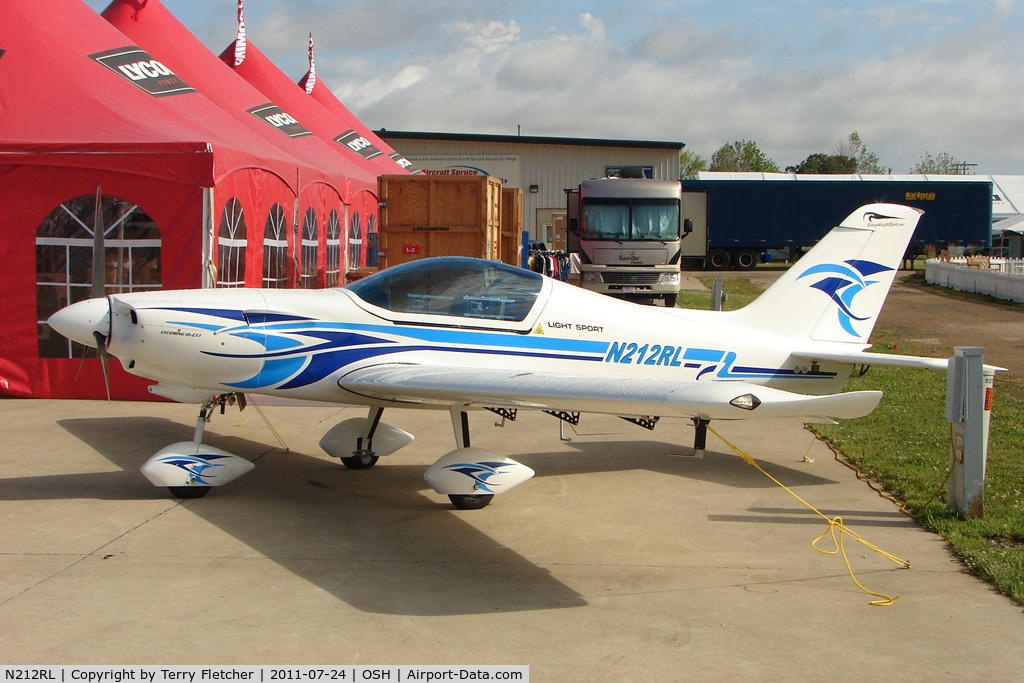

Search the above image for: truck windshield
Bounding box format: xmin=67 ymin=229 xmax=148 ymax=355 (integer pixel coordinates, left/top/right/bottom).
xmin=582 ymin=198 xmax=680 ymax=241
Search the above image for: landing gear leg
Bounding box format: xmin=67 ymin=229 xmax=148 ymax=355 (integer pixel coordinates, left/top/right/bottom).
xmin=692 ymin=417 xmax=709 ymax=458
xmin=164 ymin=393 xmax=249 ymax=499
xmin=446 ymin=407 xmax=493 ymax=510
xmin=340 ymin=407 xmax=383 ymax=469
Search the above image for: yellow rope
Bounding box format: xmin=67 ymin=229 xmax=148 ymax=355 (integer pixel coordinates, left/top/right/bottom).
xmin=706 ymin=425 xmax=911 ymax=606
xmin=250 ymin=402 xmax=290 ymax=453
xmin=232 ymin=408 xmax=251 ymax=428
xmin=231 ymin=399 xmax=290 ymax=453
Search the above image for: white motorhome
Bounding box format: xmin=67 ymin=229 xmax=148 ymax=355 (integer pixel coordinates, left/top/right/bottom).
xmin=566 ymin=175 xmax=695 ymax=306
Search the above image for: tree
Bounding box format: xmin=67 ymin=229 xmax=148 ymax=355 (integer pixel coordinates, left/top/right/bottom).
xmin=709 ymin=140 xmax=780 ymax=173
xmin=679 ymin=149 xmax=707 ymax=180
xmin=788 ymin=152 xmax=858 ymax=174
xmin=913 ymin=151 xmax=973 ymax=174
xmin=834 ymin=131 xmax=886 ymax=174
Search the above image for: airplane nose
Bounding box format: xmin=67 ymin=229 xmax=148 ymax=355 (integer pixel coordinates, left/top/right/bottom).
xmin=47 ymin=297 xmax=111 ymax=348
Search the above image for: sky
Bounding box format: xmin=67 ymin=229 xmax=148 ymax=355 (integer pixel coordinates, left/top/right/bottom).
xmin=82 ymin=0 xmax=1024 ymax=175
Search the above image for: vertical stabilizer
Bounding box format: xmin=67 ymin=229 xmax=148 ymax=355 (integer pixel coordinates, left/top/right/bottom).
xmin=728 ymin=204 xmax=923 ymax=344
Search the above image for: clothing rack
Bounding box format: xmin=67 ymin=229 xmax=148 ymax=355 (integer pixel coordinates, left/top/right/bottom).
xmin=528 ymin=250 xmax=570 ymax=281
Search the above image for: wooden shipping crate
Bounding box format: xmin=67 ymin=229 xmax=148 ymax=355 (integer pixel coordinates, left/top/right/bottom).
xmin=500 ymin=187 xmax=523 ymax=266
xmin=377 ymin=175 xmax=502 ymax=268
xmin=551 ymin=213 xmax=568 ymax=251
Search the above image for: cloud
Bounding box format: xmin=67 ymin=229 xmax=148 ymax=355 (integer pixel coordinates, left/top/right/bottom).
xmin=166 ymin=0 xmax=1024 ymax=174
xmin=447 ymin=18 xmax=522 ymax=53
xmin=579 ymin=13 xmax=606 ymax=40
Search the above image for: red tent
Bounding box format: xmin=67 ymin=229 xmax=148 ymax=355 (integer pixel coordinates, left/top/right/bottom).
xmin=0 ymin=0 xmax=361 ymax=399
xmin=219 ymin=10 xmax=408 ymax=267
xmin=298 ymin=34 xmax=420 ymax=177
xmin=102 ymin=0 xmax=376 ymax=290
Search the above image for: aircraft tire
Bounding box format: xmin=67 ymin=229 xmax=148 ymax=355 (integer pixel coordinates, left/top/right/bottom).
xmin=448 ymin=494 xmax=494 ymax=510
xmin=341 ymin=454 xmax=380 ymax=469
xmin=168 ymin=486 xmax=211 ymax=499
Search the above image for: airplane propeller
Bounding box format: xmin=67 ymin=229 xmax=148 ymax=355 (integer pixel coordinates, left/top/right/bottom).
xmin=93 ymin=328 xmax=111 ymax=402
xmin=91 ymin=186 xmax=104 ymax=299
xmin=90 ymin=187 xmax=111 ymax=401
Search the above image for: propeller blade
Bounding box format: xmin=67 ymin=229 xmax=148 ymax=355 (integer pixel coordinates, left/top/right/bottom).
xmin=93 ymin=329 xmax=111 ymax=403
xmin=72 ymin=341 xmax=90 ymax=384
xmin=91 ymin=187 xmax=104 ymax=299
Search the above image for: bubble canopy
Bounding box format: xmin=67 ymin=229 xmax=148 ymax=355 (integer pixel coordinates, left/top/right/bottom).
xmin=344 ymin=257 xmax=544 ymax=322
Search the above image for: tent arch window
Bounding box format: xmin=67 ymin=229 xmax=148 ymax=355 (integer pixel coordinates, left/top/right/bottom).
xmin=326 ymin=208 xmax=342 ymax=287
xmin=36 ymin=193 xmax=162 ymax=359
xmin=300 ymin=207 xmax=319 ymax=289
xmin=348 ymin=211 xmax=362 ymax=270
xmin=262 ymin=203 xmax=288 ymax=288
xmin=216 ymin=198 xmax=246 ymax=288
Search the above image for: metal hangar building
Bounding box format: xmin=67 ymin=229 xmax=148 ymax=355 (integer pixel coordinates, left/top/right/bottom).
xmin=376 ymin=130 xmax=684 ymax=244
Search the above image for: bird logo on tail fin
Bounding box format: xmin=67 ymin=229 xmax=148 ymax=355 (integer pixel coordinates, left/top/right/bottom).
xmin=796 ymin=260 xmax=894 ymax=337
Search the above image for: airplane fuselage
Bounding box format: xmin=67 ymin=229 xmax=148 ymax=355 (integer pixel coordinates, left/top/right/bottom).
xmin=103 ymin=277 xmax=852 ymax=410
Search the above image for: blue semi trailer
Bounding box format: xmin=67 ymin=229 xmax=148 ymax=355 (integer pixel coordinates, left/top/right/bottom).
xmin=678 ymin=179 xmax=994 ymax=270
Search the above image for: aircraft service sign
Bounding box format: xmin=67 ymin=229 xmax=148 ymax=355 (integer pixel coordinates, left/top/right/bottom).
xmin=89 ymin=46 xmax=195 ymax=97
xmin=407 ymin=155 xmax=521 ymax=187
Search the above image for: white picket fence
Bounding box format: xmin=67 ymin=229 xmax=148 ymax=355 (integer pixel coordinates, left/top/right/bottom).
xmin=925 ymin=257 xmax=1024 ymax=303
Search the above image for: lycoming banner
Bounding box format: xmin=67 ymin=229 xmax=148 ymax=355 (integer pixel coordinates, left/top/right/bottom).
xmin=88 ymin=46 xmax=195 ymax=97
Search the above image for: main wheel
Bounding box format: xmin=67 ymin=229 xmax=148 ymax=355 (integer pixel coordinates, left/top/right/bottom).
xmin=448 ymin=494 xmax=494 ymax=510
xmin=168 ymin=486 xmax=211 ymax=499
xmin=341 ymin=454 xmax=379 ymax=469
xmin=707 ymin=249 xmax=731 ymax=270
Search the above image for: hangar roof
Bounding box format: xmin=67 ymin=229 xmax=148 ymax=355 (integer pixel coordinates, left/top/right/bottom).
xmin=376 ymin=130 xmax=685 ymax=151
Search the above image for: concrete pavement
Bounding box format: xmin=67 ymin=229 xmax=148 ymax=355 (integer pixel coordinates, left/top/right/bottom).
xmin=1 ymin=397 xmax=1022 ymax=679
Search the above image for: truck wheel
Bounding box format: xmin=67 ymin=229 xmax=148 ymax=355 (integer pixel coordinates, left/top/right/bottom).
xmin=707 ymin=249 xmax=731 ymax=270
xmin=734 ymin=249 xmax=759 ymax=270
xmin=663 ymin=294 xmax=677 ymax=307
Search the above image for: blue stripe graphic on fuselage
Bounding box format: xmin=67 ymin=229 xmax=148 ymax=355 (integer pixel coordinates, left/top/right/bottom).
xmin=209 ymin=320 xmax=609 ymax=390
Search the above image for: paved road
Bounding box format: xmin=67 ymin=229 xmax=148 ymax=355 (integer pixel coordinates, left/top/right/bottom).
xmin=1 ymin=398 xmax=1022 ymax=678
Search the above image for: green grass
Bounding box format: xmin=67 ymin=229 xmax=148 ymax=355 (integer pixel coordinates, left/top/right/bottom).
xmin=676 ymin=275 xmax=764 ymax=310
xmin=812 ymin=331 xmax=1024 ymax=605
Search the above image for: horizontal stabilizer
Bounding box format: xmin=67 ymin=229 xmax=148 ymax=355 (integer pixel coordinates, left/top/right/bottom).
xmin=793 ymin=349 xmax=1007 ymax=373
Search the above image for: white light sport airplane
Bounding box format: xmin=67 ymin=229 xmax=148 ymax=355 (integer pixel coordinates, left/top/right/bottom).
xmin=49 ymin=203 xmax=950 ymax=509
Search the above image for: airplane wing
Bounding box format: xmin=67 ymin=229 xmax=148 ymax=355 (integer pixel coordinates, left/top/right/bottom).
xmin=338 ymin=363 xmax=882 ymax=422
